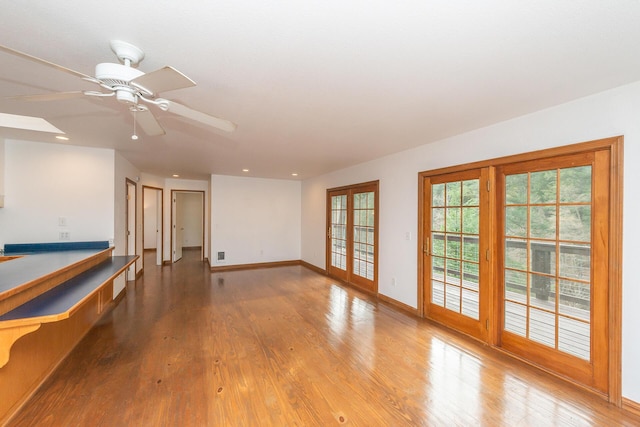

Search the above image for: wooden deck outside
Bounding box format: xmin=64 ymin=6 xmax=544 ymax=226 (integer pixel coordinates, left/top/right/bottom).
xmin=7 ymin=250 xmax=639 ymax=426
xmin=432 ymin=276 xmax=591 ymax=360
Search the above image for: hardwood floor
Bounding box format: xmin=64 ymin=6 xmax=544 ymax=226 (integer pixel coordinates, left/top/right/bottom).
xmin=8 ymin=250 xmax=640 ymax=426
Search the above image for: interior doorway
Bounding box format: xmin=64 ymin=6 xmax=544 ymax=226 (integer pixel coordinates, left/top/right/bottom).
xmin=126 ymin=178 xmax=137 ymax=280
xmin=143 ymin=186 xmax=164 ymax=268
xmin=171 ymin=190 xmax=204 ymax=262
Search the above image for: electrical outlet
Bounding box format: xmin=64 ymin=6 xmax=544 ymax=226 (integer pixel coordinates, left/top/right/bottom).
xmin=392 ymin=277 xmax=397 ymax=287
xmin=59 ymin=231 xmax=70 ymax=240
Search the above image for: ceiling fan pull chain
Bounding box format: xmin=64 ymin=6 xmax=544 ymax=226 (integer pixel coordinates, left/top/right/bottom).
xmin=131 ymin=108 xmax=138 ymax=140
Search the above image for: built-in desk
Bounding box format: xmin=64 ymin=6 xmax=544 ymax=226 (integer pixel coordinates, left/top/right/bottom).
xmin=1 ymin=249 xmax=112 ymax=303
xmin=0 ymin=245 xmax=137 ymax=424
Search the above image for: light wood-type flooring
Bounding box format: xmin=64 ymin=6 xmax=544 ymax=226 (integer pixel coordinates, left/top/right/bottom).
xmin=8 ymin=249 xmax=640 ymax=426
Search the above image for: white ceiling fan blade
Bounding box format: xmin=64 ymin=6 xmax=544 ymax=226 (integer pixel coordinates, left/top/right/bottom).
xmin=130 ymin=66 xmax=196 ymax=96
xmin=7 ymin=91 xmax=86 ymax=102
xmin=164 ymin=100 xmax=236 ymax=133
xmin=135 ymin=109 xmax=166 ymax=136
xmin=0 ymin=112 xmax=64 ymax=134
xmin=0 ymin=44 xmax=92 ymax=80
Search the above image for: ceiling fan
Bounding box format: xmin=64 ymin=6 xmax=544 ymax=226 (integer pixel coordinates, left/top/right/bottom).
xmin=1 ymin=40 xmax=236 ymax=136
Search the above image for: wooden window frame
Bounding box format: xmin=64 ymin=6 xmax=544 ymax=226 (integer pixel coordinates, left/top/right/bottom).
xmin=417 ymin=136 xmax=623 ymax=404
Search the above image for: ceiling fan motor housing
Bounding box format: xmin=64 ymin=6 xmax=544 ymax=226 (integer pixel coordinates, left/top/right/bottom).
xmin=95 ymin=62 xmax=148 ymax=104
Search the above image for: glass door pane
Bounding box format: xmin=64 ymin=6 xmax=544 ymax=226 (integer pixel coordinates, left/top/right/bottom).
xmin=503 ymin=165 xmax=592 ymax=360
xmin=430 ymin=178 xmax=480 ymax=320
xmin=353 ymin=191 xmax=375 ymax=281
xmin=330 ymin=194 xmax=347 ymax=272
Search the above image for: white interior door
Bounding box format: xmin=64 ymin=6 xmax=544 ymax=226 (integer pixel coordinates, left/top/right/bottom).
xmin=172 ymin=192 xmax=183 ymax=262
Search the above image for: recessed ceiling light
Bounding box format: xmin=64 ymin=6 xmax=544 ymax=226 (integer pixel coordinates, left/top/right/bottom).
xmin=291 ymin=173 xmax=298 ymax=177
xmin=55 ymin=135 xmax=69 ymax=141
xmin=172 ymin=174 xmax=180 ymax=178
xmin=242 ymin=169 xmax=249 ymax=172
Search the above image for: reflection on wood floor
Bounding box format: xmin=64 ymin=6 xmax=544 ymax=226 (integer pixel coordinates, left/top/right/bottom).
xmin=8 ymin=250 xmax=640 ymax=426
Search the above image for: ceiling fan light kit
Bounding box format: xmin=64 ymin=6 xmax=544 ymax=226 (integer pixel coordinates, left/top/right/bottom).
xmin=3 ymin=40 xmax=237 ymax=137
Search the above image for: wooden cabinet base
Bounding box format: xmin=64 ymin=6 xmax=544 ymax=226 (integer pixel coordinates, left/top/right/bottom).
xmin=0 ymin=286 xmax=112 ymax=425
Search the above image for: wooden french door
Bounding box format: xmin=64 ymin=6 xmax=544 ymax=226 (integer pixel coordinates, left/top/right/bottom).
xmin=422 ymin=168 xmax=491 ymax=341
xmin=419 ymin=138 xmax=621 ymax=398
xmin=327 ymin=181 xmax=379 ymax=293
xmin=496 ymin=151 xmax=610 ymax=393
xmin=328 ymin=189 xmax=349 ymax=282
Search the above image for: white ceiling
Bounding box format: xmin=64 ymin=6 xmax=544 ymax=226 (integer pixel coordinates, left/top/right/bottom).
xmin=2 ymin=1 xmax=640 ymax=180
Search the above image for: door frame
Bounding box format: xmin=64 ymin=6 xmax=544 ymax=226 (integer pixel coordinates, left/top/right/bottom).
xmin=171 ymin=190 xmax=205 ymax=262
xmin=495 ymin=150 xmax=609 ymax=393
xmin=142 ymin=185 xmax=164 ymax=268
xmin=420 ymin=168 xmax=493 ymax=342
xmin=417 ymin=136 xmax=623 ymax=404
xmin=326 ymin=180 xmax=379 ymax=294
xmin=125 ymin=178 xmax=137 ymax=280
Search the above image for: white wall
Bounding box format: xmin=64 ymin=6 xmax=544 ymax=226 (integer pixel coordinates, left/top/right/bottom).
xmin=143 ymin=187 xmax=158 ymax=249
xmin=0 ymin=140 xmax=114 ymax=249
xmin=301 ymin=80 xmax=640 ymax=402
xmin=211 ymin=175 xmax=301 ymax=266
xmin=140 ymin=172 xmax=165 ymax=189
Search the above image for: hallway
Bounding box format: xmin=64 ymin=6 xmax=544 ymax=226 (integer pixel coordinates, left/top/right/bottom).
xmin=8 ymin=250 xmax=640 ymax=426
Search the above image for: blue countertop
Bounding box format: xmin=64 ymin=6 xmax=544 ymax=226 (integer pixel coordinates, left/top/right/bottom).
xmin=0 ymin=249 xmax=108 ymax=296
